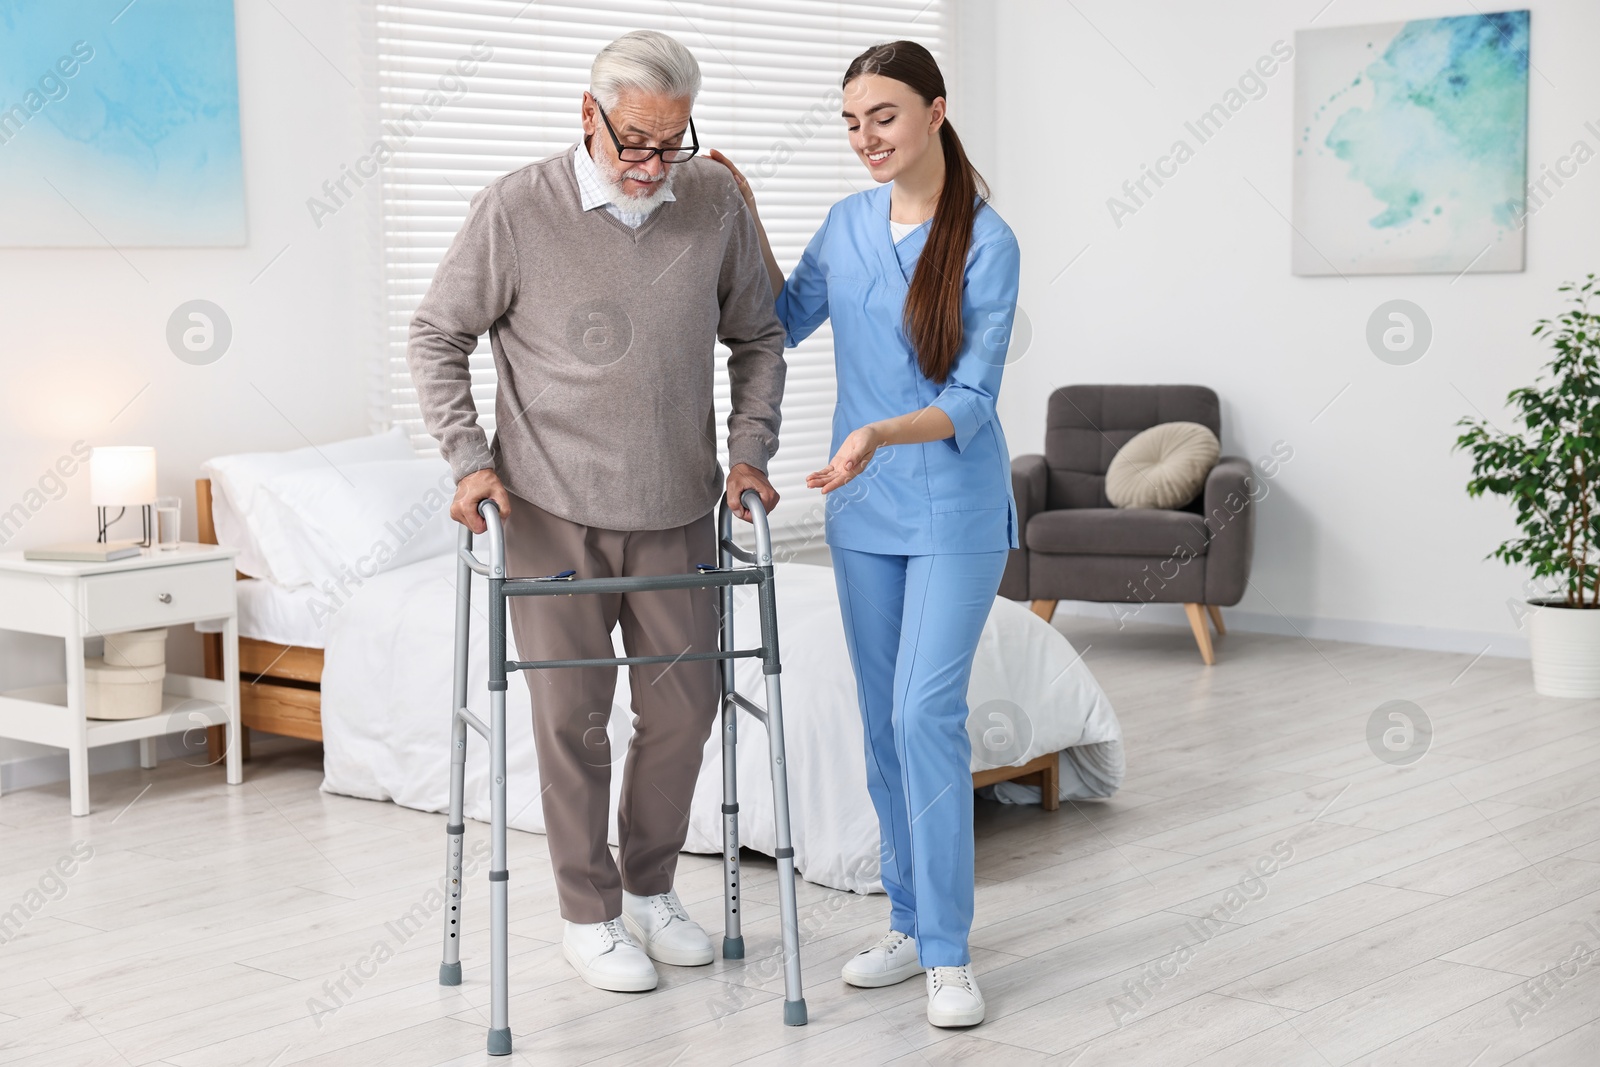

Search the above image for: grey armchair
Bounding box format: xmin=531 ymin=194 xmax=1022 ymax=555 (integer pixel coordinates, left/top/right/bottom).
xmin=1002 ymin=384 xmax=1256 ymax=664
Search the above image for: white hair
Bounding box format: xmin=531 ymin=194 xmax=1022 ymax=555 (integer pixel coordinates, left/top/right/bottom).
xmin=590 ymin=30 xmax=701 ymax=109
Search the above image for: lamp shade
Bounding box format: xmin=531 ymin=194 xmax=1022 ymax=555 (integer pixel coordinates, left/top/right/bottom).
xmin=90 ymin=446 xmax=158 ymax=507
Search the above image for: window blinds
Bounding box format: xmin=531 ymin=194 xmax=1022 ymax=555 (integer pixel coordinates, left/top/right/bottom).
xmin=373 ymin=0 xmax=947 ymax=532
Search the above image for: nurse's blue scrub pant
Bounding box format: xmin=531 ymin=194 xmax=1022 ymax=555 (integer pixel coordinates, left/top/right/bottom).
xmin=831 ymin=545 xmax=1010 ymax=967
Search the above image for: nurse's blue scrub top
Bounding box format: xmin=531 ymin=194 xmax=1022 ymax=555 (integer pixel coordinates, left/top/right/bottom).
xmin=775 ymin=183 xmax=1022 ymax=555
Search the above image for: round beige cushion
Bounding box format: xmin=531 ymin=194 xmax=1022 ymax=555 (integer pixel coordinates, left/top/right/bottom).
xmin=1104 ymin=422 xmax=1220 ymax=509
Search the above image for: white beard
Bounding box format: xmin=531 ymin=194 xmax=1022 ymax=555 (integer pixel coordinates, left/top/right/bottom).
xmin=593 ymin=161 xmax=676 ymax=218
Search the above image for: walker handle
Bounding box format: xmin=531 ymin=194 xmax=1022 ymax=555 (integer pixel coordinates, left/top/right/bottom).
xmin=719 ymin=488 xmax=774 ymax=566
xmin=466 ymin=499 xmax=505 ymax=578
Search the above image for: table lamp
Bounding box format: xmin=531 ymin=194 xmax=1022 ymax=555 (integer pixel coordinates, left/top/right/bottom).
xmin=90 ymin=446 xmax=157 ymax=545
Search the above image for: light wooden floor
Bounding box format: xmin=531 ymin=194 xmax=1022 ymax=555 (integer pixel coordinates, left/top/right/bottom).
xmin=3 ymin=616 xmax=1598 ymax=1066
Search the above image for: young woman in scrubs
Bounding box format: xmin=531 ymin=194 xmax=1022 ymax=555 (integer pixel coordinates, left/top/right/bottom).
xmin=711 ymin=39 xmax=1020 ymax=1028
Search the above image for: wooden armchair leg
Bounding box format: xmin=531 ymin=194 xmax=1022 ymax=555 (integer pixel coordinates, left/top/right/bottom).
xmin=1206 ymin=604 xmax=1226 ymax=635
xmin=1184 ymin=603 xmax=1216 ymax=665
xmin=1030 ymin=600 xmax=1058 ymax=622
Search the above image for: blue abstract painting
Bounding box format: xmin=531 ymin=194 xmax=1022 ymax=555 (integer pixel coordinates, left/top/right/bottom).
xmin=1292 ymin=11 xmax=1529 ymax=276
xmin=0 ymin=0 xmax=245 ymax=247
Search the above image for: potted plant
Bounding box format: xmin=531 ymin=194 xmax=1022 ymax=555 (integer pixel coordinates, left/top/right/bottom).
xmin=1456 ymin=274 xmax=1600 ymax=697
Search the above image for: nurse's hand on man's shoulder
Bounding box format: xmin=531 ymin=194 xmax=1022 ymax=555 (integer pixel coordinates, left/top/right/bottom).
xmin=452 ymin=467 xmax=511 ymax=534
xmin=706 ymin=149 xmax=758 ymax=216
xmin=727 ymin=462 xmax=778 ymax=523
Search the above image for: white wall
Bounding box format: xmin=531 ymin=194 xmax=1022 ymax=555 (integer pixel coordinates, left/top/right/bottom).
xmin=985 ymin=0 xmax=1598 ymax=655
xmin=3 ymin=1 xmax=1589 ymax=788
xmin=0 ymin=2 xmax=376 ymax=787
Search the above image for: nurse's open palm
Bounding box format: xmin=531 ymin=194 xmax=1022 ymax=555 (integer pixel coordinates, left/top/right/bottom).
xmin=807 ymin=427 xmax=881 ymax=494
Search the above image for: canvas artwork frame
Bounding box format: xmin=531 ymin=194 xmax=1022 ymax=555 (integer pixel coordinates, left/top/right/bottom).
xmin=0 ymin=0 xmax=246 ymax=248
xmin=1292 ymin=10 xmax=1530 ymax=277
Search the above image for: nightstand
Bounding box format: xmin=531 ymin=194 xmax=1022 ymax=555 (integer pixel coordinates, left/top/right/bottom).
xmin=0 ymin=542 xmax=242 ymax=815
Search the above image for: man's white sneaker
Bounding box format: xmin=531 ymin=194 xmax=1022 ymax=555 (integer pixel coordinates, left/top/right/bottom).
xmin=621 ymin=888 xmax=714 ymax=966
xmin=562 ymin=918 xmax=658 ymax=992
xmin=840 ymin=929 xmax=925 ymax=988
xmin=926 ymin=964 xmax=985 ymax=1027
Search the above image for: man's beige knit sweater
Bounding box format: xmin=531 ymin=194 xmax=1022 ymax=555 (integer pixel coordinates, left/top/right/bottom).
xmin=407 ymin=145 xmax=786 ymax=531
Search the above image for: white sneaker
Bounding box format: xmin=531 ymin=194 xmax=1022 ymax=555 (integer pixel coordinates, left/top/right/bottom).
xmin=562 ymin=918 xmax=658 ymax=992
xmin=841 ymin=929 xmax=925 ymax=988
xmin=621 ymin=888 xmax=714 ymax=966
xmin=926 ymin=964 xmax=985 ymax=1027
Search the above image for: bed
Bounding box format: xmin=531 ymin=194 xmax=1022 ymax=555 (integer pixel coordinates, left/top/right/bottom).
xmin=196 ymin=480 xmax=325 ymax=762
xmin=196 ymin=433 xmax=1124 ymax=892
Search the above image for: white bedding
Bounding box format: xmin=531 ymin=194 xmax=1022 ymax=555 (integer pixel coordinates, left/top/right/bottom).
xmin=316 ymin=555 xmax=1123 ymax=894
xmin=196 ymin=578 xmax=331 ymax=649
xmin=239 ymin=578 xmax=331 ymax=648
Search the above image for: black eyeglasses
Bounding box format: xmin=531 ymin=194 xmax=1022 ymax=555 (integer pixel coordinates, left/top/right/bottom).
xmin=594 ymin=100 xmax=699 ymax=163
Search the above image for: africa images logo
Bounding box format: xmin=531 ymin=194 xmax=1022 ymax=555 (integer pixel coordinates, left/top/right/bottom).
xmin=0 ymin=40 xmax=95 ymax=147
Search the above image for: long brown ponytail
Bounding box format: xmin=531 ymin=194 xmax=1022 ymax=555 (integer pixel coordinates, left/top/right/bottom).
xmin=844 ymin=40 xmax=989 ymax=385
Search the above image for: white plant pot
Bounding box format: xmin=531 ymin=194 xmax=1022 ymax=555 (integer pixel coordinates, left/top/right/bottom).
xmin=1528 ymin=599 xmax=1600 ymax=698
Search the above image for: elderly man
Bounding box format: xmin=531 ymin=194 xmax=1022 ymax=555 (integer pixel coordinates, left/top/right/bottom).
xmin=407 ymin=30 xmax=785 ymax=993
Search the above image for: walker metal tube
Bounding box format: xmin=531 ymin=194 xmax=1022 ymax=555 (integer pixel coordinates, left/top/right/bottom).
xmin=481 ymin=502 xmax=512 ymax=1057
xmin=725 ymin=690 xmax=768 ymax=726
xmin=458 ymin=708 xmax=489 ymax=739
xmin=479 ymin=500 xmax=507 ymax=581
xmin=765 ymin=672 xmax=806 ymax=1024
xmin=487 ymin=685 xmax=510 ymax=1054
xmin=502 ymin=569 xmax=763 ymax=597
xmin=507 ymin=647 xmax=760 ymax=672
xmin=439 ymin=524 xmax=473 ymax=987
xmin=747 ymin=493 xmax=775 ymax=569
xmin=746 ymin=495 xmax=806 ymax=1026
xmin=718 ymin=498 xmax=744 ymax=960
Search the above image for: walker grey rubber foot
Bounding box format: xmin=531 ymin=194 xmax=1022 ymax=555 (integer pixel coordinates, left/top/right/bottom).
xmin=487 ymin=1027 xmax=512 ymax=1056
xmin=723 ymin=935 xmax=745 ymax=959
xmin=783 ymin=998 xmax=808 ymax=1026
xmin=439 ymin=961 xmax=461 ymax=986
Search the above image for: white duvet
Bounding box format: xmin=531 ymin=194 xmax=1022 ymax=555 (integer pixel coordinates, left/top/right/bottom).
xmin=317 ymin=555 xmax=1123 ymax=894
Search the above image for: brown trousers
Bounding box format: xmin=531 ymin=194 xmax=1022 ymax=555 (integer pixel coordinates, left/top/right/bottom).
xmin=502 ymin=491 xmax=721 ymax=923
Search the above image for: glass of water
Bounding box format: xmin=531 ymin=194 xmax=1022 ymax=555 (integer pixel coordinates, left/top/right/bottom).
xmin=155 ymin=496 xmax=182 ymax=551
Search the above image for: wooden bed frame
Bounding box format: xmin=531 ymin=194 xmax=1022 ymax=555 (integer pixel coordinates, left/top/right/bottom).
xmin=195 ymin=478 xmax=1059 ymax=809
xmin=198 ymin=479 xmax=324 ymax=765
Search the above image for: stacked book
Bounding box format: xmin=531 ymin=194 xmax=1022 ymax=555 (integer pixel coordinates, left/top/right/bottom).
xmin=23 ymin=542 xmax=144 ymax=562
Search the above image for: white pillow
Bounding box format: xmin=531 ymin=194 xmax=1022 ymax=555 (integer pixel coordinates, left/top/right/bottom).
xmin=1105 ymin=422 xmax=1220 ymax=510
xmin=256 ymin=457 xmax=458 ymax=588
xmin=202 ymin=428 xmax=415 ymax=584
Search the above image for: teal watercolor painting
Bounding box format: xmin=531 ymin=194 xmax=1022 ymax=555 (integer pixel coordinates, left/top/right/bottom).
xmin=0 ymin=0 xmax=246 ymax=247
xmin=1292 ymin=11 xmax=1529 ymax=276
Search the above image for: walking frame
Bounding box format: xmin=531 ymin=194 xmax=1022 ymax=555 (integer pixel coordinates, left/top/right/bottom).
xmin=438 ymin=491 xmax=807 ymax=1056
